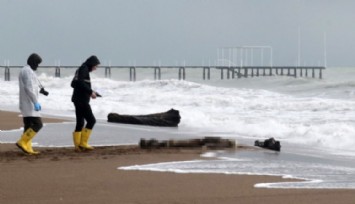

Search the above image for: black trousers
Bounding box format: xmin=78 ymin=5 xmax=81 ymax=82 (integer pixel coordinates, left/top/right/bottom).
xmin=73 ymin=102 xmax=96 ymax=132
xmin=23 ymin=117 xmax=43 ymax=133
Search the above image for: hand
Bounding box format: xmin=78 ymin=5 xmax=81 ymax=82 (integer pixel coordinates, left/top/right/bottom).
xmin=91 ymin=91 xmax=97 ymax=99
xmin=34 ymin=102 xmax=41 ymax=111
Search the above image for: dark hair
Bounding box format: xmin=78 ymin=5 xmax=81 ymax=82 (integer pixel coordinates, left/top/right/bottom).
xmin=27 ymin=53 xmax=42 ymax=70
xmin=84 ymin=55 xmax=100 ymax=71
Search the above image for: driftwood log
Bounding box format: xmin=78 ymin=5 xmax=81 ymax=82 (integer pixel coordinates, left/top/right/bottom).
xmin=107 ymin=109 xmax=181 ymax=127
xmin=140 ymin=137 xmax=236 ymax=149
xmin=254 ymin=137 xmax=281 ymax=151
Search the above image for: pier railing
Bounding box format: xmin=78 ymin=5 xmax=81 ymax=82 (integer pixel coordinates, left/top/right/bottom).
xmin=1 ymin=65 xmax=325 ymax=81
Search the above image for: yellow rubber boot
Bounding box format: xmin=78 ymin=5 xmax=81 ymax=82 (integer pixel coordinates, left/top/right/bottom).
xmin=16 ymin=128 xmax=39 ymax=155
xmin=27 ymin=139 xmax=40 ymax=155
xmin=73 ymin=132 xmax=82 ymax=152
xmin=79 ymin=128 xmax=94 ymax=150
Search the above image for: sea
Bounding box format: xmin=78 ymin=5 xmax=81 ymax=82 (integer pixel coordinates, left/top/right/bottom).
xmin=1 ymin=66 xmax=355 ymax=189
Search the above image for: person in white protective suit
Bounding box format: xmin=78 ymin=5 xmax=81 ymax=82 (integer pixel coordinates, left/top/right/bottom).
xmin=16 ymin=53 xmax=44 ymax=155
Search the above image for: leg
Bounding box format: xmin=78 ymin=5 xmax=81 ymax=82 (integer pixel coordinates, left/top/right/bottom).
xmin=30 ymin=117 xmax=43 ymax=132
xmin=27 ymin=117 xmax=43 ymax=154
xmin=73 ymin=102 xmax=86 ymax=151
xmin=74 ymin=102 xmax=85 ymax=132
xmin=23 ymin=117 xmax=31 ymax=132
xmin=17 ymin=117 xmax=42 ymax=155
xmin=80 ymin=103 xmax=96 ymax=150
xmin=23 ymin=117 xmax=43 ymax=132
xmin=83 ymin=104 xmax=96 ymax=130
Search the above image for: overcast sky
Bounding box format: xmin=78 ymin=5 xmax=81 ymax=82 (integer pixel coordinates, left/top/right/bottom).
xmin=0 ymin=0 xmax=354 ymax=67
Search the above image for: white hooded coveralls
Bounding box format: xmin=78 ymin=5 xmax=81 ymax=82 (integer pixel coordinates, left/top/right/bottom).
xmin=18 ymin=65 xmax=40 ymax=117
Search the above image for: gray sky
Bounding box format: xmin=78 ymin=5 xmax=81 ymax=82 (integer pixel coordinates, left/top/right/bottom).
xmin=0 ymin=0 xmax=354 ymax=67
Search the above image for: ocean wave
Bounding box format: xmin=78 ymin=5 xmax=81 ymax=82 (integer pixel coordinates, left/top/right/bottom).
xmin=2 ymin=70 xmax=355 ymax=154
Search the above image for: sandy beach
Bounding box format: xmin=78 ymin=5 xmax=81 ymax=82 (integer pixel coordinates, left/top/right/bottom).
xmin=1 ymin=110 xmax=355 ymax=204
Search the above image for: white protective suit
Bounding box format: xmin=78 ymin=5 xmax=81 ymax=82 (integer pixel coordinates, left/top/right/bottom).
xmin=18 ymin=65 xmax=40 ymax=117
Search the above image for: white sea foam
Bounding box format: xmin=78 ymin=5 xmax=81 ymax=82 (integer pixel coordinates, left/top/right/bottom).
xmin=2 ymin=70 xmax=355 ymax=154
xmin=119 ymin=150 xmax=355 ymax=189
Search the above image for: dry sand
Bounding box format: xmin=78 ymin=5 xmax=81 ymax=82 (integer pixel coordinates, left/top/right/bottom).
xmin=1 ymin=110 xmax=354 ymax=204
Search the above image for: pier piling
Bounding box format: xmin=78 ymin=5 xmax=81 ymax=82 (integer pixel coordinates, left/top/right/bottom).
xmin=154 ymin=67 xmax=161 ymax=80
xmin=105 ymin=67 xmax=111 ymax=78
xmin=203 ymin=67 xmax=210 ymax=80
xmin=55 ymin=67 xmax=61 ymax=77
xmin=129 ymin=67 xmax=136 ymax=81
xmin=4 ymin=66 xmax=10 ymax=81
xmin=178 ymin=67 xmax=186 ymax=80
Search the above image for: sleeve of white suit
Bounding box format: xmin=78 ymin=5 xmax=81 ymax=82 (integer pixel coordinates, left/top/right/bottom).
xmin=22 ymin=69 xmax=38 ymax=104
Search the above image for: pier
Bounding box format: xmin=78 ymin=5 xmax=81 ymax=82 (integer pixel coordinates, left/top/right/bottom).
xmin=1 ymin=65 xmax=325 ymax=81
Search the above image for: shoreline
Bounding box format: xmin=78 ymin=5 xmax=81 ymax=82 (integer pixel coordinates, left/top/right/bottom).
xmin=1 ymin=110 xmax=355 ymax=203
xmin=0 ymin=109 xmax=71 ymax=131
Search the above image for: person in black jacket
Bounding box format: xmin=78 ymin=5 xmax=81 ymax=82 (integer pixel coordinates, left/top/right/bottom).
xmin=71 ymin=55 xmax=100 ymax=151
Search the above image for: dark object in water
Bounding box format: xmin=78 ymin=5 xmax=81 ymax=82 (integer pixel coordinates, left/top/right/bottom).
xmin=254 ymin=137 xmax=281 ymax=151
xmin=107 ymin=109 xmax=181 ymax=127
xmin=139 ymin=137 xmax=236 ymax=149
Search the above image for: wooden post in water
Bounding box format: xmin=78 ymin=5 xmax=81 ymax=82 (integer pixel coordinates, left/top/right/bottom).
xmin=179 ymin=67 xmax=185 ymax=80
xmin=4 ymin=66 xmax=10 ymax=81
xmin=105 ymin=66 xmax=111 ymax=78
xmin=55 ymin=66 xmax=61 ymax=77
xmin=237 ymin=67 xmax=242 ymax=78
xmin=312 ymin=68 xmax=315 ymax=78
xmin=203 ymin=67 xmax=211 ymax=80
xmin=154 ymin=67 xmax=161 ymax=80
xmin=293 ymin=67 xmax=297 ymax=78
xmin=230 ymin=67 xmax=235 ymax=79
xmin=129 ymin=67 xmax=136 ymax=81
xmin=207 ymin=67 xmax=210 ymax=80
xmin=319 ymin=68 xmax=323 ymax=79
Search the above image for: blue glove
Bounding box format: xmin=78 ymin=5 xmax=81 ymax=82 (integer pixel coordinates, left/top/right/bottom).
xmin=34 ymin=102 xmax=41 ymax=111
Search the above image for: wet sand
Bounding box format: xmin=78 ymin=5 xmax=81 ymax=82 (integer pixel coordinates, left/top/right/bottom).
xmin=1 ymin=110 xmax=354 ymax=204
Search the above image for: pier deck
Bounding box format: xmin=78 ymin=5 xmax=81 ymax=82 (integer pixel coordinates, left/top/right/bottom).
xmin=1 ymin=65 xmax=325 ymax=81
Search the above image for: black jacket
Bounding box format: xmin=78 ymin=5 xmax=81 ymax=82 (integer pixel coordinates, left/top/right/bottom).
xmin=71 ymin=64 xmax=93 ymax=104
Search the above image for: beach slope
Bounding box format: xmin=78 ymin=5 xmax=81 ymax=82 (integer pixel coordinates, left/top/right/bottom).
xmin=1 ymin=110 xmax=354 ymax=204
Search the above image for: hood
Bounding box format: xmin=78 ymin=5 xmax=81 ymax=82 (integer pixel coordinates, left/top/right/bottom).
xmin=84 ymin=55 xmax=100 ymax=71
xmin=27 ymin=53 xmax=42 ymax=71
